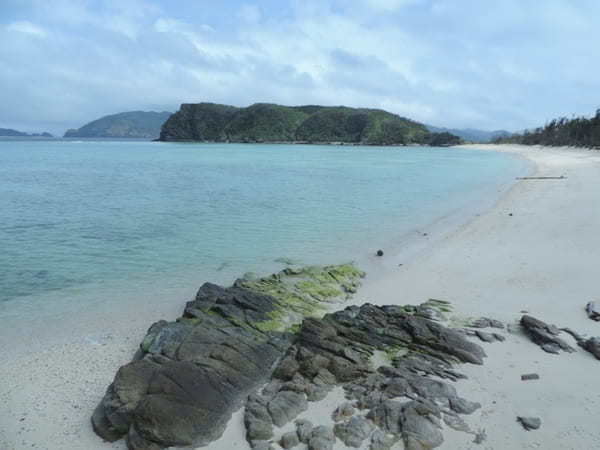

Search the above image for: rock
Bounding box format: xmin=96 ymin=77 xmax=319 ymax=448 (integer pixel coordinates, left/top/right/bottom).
xmin=579 ymin=337 xmax=600 ymax=360
xmin=586 ymin=301 xmax=600 ymax=321
xmin=295 ymin=419 xmax=313 ymax=443
xmin=474 ymin=331 xmax=496 ymax=343
xmin=449 ymin=397 xmax=481 ymax=415
xmin=399 ymin=400 xmax=444 ymax=450
xmin=333 ymin=416 xmax=375 ymax=447
xmin=369 ymin=429 xmax=397 ymax=450
xmin=443 ymin=413 xmax=471 ymax=433
xmin=308 ymin=426 xmax=335 ymax=450
xmin=280 ymin=430 xmax=300 ymax=449
xmin=93 ymin=264 xmax=364 ymax=449
xmin=541 ymin=343 xmax=561 ymax=354
xmin=521 ymin=373 xmax=540 ymax=381
xmin=268 ymin=391 xmax=308 ymax=427
xmin=468 ymin=317 xmax=504 ymax=329
xmin=245 ymin=394 xmax=273 ymax=442
xmin=376 ymin=250 xmax=384 ymax=256
xmin=331 ymin=402 xmax=355 ymax=422
xmin=520 ymin=315 xmax=575 ymax=354
xmin=517 ymin=416 xmax=541 ymax=431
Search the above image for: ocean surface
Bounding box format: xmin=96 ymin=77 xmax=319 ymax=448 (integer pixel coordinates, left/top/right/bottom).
xmin=0 ymin=140 xmax=529 ymax=319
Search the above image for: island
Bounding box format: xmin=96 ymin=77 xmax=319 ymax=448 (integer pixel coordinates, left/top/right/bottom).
xmin=0 ymin=128 xmax=53 ymax=137
xmin=159 ymin=103 xmax=460 ymax=146
xmin=64 ymin=111 xmax=172 ymax=139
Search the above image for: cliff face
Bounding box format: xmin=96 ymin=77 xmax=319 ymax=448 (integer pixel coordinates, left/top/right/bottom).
xmin=64 ymin=111 xmax=172 ymax=139
xmin=159 ymin=103 xmax=456 ymax=145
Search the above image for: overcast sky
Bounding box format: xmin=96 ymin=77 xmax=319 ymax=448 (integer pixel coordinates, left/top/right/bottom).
xmin=1 ymin=0 xmax=599 ymax=135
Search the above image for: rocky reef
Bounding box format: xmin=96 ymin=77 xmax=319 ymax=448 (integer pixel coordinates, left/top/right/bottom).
xmin=92 ymin=264 xmax=488 ymax=449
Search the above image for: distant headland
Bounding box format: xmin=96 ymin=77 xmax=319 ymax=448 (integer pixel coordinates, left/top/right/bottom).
xmin=159 ymin=103 xmax=460 ymax=146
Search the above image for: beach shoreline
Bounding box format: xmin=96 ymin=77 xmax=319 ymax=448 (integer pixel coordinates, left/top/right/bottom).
xmin=1 ymin=144 xmax=600 ymax=449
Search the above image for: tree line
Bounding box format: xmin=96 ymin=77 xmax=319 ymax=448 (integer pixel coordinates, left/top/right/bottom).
xmin=494 ymin=109 xmax=600 ymax=148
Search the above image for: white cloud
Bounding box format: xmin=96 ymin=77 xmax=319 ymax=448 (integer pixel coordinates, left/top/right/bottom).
xmin=6 ymin=21 xmax=46 ymax=37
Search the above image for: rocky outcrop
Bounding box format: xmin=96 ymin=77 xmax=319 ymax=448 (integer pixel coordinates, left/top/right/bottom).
xmin=92 ymin=264 xmax=364 ymax=449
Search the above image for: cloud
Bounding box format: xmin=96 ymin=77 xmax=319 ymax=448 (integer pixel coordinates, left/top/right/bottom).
xmin=1 ymin=0 xmax=600 ymax=134
xmin=6 ymin=21 xmax=46 ymax=37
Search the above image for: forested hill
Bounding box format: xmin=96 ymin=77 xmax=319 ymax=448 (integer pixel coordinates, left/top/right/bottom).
xmin=64 ymin=111 xmax=172 ymax=139
xmin=494 ymin=109 xmax=600 ymax=148
xmin=159 ymin=103 xmax=460 ymax=146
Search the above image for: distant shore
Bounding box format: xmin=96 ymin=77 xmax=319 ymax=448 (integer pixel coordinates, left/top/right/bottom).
xmin=1 ymin=144 xmax=599 ymax=449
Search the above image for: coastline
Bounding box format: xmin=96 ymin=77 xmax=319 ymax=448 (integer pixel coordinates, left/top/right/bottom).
xmin=1 ymin=144 xmax=600 ymax=449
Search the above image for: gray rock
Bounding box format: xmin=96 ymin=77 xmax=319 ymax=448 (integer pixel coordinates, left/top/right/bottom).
xmin=280 ymin=430 xmax=300 ymax=449
xmin=449 ymin=397 xmax=481 ymax=415
xmin=475 ymin=331 xmax=496 ymax=343
xmin=443 ymin=412 xmax=471 ymax=433
xmin=245 ymin=395 xmax=273 ymax=442
xmin=369 ymin=429 xmax=397 ymax=450
xmin=520 ymin=315 xmax=575 ymax=354
xmin=308 ymin=426 xmax=335 ymax=450
xmin=268 ymin=391 xmax=308 ymax=427
xmin=295 ymin=419 xmax=313 ymax=443
xmin=332 ymin=402 xmax=355 ymax=422
xmin=468 ymin=317 xmax=504 ymax=329
xmin=521 ymin=373 xmax=539 ymax=381
xmin=333 ymin=416 xmax=374 ymax=447
xmin=586 ymin=301 xmax=600 ymax=321
xmin=579 ymin=336 xmax=600 ymax=360
xmin=517 ymin=416 xmax=541 ymax=430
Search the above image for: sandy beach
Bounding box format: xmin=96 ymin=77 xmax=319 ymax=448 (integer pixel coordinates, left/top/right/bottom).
xmin=2 ymin=144 xmax=600 ymax=450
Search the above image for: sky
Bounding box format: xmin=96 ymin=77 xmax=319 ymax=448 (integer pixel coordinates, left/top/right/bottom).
xmin=1 ymin=0 xmax=599 ymax=135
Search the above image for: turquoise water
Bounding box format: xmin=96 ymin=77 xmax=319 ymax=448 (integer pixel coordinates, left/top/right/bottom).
xmin=0 ymin=140 xmax=528 ymax=316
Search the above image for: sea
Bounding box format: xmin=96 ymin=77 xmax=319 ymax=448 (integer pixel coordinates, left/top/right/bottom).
xmin=0 ymin=139 xmax=530 ymax=321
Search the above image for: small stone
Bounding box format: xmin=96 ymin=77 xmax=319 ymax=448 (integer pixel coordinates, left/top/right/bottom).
xmin=521 ymin=373 xmax=540 ymax=381
xmin=517 ymin=416 xmax=541 ymax=430
xmin=280 ymin=431 xmax=300 ymax=449
xmin=376 ymin=250 xmax=384 ymax=257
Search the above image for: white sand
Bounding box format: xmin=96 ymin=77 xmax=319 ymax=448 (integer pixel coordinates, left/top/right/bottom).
xmin=1 ymin=144 xmax=599 ymax=449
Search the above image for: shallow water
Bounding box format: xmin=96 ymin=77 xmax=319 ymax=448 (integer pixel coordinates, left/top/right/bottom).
xmin=0 ymin=140 xmax=528 ymax=319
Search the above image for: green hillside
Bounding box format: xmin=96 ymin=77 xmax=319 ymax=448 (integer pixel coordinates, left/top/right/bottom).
xmin=64 ymin=111 xmax=172 ymax=139
xmin=159 ymin=103 xmax=457 ymax=145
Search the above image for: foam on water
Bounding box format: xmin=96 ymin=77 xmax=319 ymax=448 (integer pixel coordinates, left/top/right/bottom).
xmin=0 ymin=140 xmax=530 ymax=320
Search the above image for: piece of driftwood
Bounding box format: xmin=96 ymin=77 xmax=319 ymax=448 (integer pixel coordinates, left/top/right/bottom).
xmin=586 ymin=302 xmax=600 ymax=321
xmin=516 ymin=176 xmax=566 ymax=180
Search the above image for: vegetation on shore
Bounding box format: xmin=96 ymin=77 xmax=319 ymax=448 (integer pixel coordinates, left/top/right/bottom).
xmin=159 ymin=102 xmax=460 ymax=146
xmin=494 ymin=109 xmax=600 ymax=148
xmin=64 ymin=111 xmax=171 ymax=139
